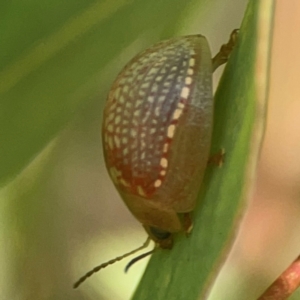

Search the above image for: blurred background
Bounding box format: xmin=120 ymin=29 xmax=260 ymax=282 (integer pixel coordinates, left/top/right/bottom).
xmin=1 ymin=1 xmax=300 ymax=299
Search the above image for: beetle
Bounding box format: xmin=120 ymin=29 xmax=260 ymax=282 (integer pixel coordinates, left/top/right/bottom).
xmin=73 ymin=29 xmax=238 ymax=289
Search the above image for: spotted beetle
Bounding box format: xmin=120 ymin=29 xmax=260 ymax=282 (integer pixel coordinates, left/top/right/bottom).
xmin=73 ymin=29 xmax=238 ymax=289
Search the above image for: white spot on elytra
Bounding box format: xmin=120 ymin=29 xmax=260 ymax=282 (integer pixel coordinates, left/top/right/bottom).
xmin=173 ymin=108 xmax=183 ymax=120
xmin=137 ymin=74 xmax=144 ymax=81
xmin=167 ymin=73 xmax=175 ymax=80
xmin=160 ymin=67 xmax=167 ymax=74
xmin=185 ymin=77 xmax=192 ymax=85
xmin=133 ymin=110 xmax=140 ymax=117
xmin=109 ymin=101 xmax=117 ymax=111
xmin=189 ymin=58 xmax=195 ymax=67
xmin=119 ymin=95 xmax=125 ymax=103
xmin=127 ymin=76 xmax=133 ymax=83
xmin=154 ymin=179 xmax=162 ymax=188
xmin=141 ymin=82 xmax=150 ymax=89
xmin=114 ymin=136 xmax=120 ymax=148
xmin=135 ymin=99 xmax=143 ymax=107
xmin=107 ymin=124 xmax=114 ymax=133
xmin=167 ymin=124 xmax=176 ymax=138
xmin=107 ymin=112 xmax=115 ymax=122
xmin=120 ymin=179 xmax=130 ymax=187
xmin=158 ymin=95 xmax=166 ymax=102
xmin=137 ymin=186 xmax=146 ymax=196
xmin=154 ymin=107 xmax=160 ymax=116
xmin=130 ymin=129 xmax=137 ymax=137
xmin=148 ymin=96 xmax=154 ymax=103
xmin=109 ymin=167 xmax=121 ymax=184
xmin=151 ymin=85 xmax=158 ymax=93
xmin=180 ymin=87 xmax=190 ymax=99
xmin=150 ymin=128 xmax=156 ymax=134
xmin=160 ymin=157 xmax=168 ymax=168
xmin=187 ymin=68 xmax=194 ymax=75
xmin=115 ymin=115 xmax=121 ymax=125
xmin=148 ymin=68 xmax=158 ymax=76
xmin=160 ymin=170 xmax=166 ymax=176
xmin=142 ymin=112 xmax=150 ymax=123
xmin=178 ymin=102 xmax=184 ymax=109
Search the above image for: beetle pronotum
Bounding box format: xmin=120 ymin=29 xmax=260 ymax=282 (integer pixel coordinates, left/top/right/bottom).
xmin=73 ymin=29 xmax=238 ymax=289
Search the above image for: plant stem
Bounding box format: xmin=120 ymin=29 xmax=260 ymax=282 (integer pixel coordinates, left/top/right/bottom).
xmin=258 ymin=255 xmax=300 ymax=300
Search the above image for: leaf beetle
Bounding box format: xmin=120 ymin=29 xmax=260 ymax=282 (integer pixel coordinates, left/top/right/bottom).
xmin=73 ymin=29 xmax=238 ymax=289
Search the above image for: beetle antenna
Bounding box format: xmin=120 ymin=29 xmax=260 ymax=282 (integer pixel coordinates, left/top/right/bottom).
xmin=73 ymin=237 xmax=151 ymax=289
xmin=124 ymin=248 xmax=156 ymax=273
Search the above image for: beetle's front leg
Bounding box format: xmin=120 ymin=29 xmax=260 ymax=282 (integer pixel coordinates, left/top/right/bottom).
xmin=212 ymin=29 xmax=239 ymax=72
xmin=208 ymin=148 xmax=225 ymax=167
xmin=182 ymin=212 xmax=193 ymax=236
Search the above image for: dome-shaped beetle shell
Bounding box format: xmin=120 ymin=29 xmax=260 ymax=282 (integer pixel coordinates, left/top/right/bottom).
xmin=102 ymin=35 xmax=213 ymax=233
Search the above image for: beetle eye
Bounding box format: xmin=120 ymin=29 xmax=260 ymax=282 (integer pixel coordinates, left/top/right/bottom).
xmin=149 ymin=226 xmax=171 ymax=240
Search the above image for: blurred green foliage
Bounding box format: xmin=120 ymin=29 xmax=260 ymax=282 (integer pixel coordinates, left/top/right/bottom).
xmin=0 ymin=0 xmax=193 ymax=186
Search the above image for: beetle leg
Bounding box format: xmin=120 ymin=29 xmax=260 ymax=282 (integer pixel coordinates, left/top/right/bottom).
xmin=182 ymin=213 xmax=193 ymax=236
xmin=207 ymin=148 xmax=225 ymax=167
xmin=212 ymin=29 xmax=239 ymax=72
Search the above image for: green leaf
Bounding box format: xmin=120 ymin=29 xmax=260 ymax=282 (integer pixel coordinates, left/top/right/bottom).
xmin=132 ymin=1 xmax=274 ymax=300
xmin=0 ymin=0 xmax=194 ymax=186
